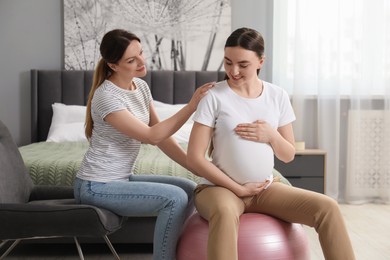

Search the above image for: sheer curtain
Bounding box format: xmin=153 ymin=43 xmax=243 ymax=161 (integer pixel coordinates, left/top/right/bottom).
xmin=273 ymin=0 xmax=390 ymax=203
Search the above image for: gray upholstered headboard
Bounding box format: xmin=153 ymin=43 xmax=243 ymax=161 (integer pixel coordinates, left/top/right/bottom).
xmin=30 ymin=69 xmax=226 ymax=143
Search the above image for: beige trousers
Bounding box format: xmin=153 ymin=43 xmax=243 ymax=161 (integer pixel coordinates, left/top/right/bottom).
xmin=195 ymin=182 xmax=355 ymax=260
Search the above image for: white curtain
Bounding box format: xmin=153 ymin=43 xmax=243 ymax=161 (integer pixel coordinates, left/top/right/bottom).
xmin=273 ymin=0 xmax=390 ymax=203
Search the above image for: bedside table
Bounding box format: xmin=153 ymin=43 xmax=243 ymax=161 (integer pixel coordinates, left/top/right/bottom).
xmin=274 ymin=149 xmax=326 ymax=193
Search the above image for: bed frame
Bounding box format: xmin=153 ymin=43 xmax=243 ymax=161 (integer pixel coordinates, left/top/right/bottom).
xmin=29 ymin=69 xmax=225 ymax=244
xmin=30 ymin=69 xmax=226 ymax=143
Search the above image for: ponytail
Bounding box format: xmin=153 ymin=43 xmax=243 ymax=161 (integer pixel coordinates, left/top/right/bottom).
xmin=85 ymin=59 xmax=111 ymax=139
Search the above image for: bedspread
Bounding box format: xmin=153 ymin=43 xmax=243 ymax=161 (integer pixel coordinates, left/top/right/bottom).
xmin=19 ymin=142 xmax=199 ymax=186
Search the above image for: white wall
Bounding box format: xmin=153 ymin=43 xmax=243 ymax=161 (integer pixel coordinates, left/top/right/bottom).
xmin=231 ymin=0 xmax=273 ymax=81
xmin=0 ymin=0 xmax=62 ymax=145
xmin=0 ymin=0 xmax=271 ymax=146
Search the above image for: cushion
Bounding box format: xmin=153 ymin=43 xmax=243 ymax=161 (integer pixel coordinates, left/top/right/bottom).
xmin=46 ymin=101 xmax=194 ymax=143
xmin=0 ymin=120 xmax=33 ymax=203
xmin=153 ymin=100 xmax=194 ymax=143
xmin=46 ymin=103 xmax=87 ymax=142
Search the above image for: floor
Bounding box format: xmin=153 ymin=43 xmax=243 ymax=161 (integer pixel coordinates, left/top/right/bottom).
xmin=303 ymin=203 xmax=390 ymax=260
xmin=0 ymin=243 xmax=153 ymax=260
xmin=2 ymin=203 xmax=390 ymax=260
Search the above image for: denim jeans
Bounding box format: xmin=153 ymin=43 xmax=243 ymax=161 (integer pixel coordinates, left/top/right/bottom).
xmin=74 ymin=174 xmax=196 ymax=260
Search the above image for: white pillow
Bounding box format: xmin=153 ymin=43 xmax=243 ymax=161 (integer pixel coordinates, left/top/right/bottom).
xmin=46 ymin=101 xmax=193 ymax=143
xmin=46 ymin=103 xmax=87 ymax=142
xmin=153 ymin=100 xmax=194 ymax=143
xmin=172 ymin=123 xmax=193 ymax=143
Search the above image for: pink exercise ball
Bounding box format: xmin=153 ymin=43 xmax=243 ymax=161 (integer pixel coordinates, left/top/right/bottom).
xmin=177 ymin=213 xmax=310 ymax=260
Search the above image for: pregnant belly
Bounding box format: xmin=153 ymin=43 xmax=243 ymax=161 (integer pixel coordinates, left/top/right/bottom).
xmin=213 ymin=138 xmax=274 ymax=184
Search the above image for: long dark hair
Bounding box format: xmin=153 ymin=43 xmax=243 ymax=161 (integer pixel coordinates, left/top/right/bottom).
xmin=85 ymin=29 xmax=141 ymax=139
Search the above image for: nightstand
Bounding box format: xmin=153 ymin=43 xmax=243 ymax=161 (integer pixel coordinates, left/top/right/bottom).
xmin=274 ymin=149 xmax=326 ymax=193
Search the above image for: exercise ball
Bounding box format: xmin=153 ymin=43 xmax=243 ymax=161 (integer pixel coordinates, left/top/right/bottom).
xmin=177 ymin=213 xmax=310 ymax=260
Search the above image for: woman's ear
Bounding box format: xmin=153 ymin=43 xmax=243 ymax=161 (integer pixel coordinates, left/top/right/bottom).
xmin=107 ymin=63 xmax=117 ymax=71
xmin=258 ymin=55 xmax=265 ymax=69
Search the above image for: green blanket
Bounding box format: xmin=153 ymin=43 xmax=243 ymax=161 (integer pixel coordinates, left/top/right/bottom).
xmin=19 ymin=141 xmax=289 ymax=186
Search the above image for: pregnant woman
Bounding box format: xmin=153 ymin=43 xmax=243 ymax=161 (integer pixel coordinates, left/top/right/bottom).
xmin=187 ymin=27 xmax=355 ymax=260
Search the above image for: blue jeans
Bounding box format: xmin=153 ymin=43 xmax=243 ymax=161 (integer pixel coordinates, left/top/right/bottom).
xmin=74 ymin=174 xmax=196 ymax=260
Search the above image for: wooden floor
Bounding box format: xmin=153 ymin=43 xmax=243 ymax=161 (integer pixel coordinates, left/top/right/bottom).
xmin=304 ymin=203 xmax=390 ymax=260
xmin=3 ymin=203 xmax=390 ymax=260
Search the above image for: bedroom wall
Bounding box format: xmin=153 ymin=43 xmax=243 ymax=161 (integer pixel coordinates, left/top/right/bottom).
xmin=231 ymin=0 xmax=273 ymax=82
xmin=0 ymin=0 xmax=274 ymax=146
xmin=0 ymin=0 xmax=62 ymax=146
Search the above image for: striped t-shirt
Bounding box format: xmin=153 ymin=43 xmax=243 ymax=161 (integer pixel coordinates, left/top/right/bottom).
xmin=77 ymin=78 xmax=152 ymax=182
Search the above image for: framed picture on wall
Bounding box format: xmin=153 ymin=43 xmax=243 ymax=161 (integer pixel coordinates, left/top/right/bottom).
xmin=63 ymin=0 xmax=231 ymax=71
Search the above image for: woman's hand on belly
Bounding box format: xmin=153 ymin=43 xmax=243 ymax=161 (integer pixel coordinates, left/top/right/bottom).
xmin=239 ymin=180 xmax=270 ymax=197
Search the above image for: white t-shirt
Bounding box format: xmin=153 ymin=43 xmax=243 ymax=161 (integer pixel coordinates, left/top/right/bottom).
xmin=193 ymin=80 xmax=295 ymax=185
xmin=77 ymin=78 xmax=152 ymax=182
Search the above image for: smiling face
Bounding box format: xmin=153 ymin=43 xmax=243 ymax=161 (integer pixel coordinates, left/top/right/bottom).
xmin=108 ymin=40 xmax=147 ymax=81
xmin=224 ymin=46 xmax=264 ymax=85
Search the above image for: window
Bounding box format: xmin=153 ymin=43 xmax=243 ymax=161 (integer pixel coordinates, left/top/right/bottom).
xmin=273 ymin=0 xmax=390 ymax=96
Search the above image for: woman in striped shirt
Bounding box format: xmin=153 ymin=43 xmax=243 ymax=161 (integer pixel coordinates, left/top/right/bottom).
xmin=73 ymin=29 xmax=214 ymax=260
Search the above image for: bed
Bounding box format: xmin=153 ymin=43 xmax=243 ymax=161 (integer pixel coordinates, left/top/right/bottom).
xmin=19 ymin=69 xmax=289 ymax=244
xmin=20 ymin=70 xmax=227 ymax=186
xmin=18 ymin=69 xmax=227 ymax=244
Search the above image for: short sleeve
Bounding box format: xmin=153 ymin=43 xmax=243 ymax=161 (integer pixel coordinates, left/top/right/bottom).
xmin=92 ymin=89 xmax=126 ymax=120
xmin=192 ymin=90 xmax=218 ymax=128
xmin=278 ymin=89 xmax=296 ymax=127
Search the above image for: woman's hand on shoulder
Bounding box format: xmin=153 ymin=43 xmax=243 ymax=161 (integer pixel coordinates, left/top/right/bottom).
xmin=187 ymin=82 xmax=215 ymax=112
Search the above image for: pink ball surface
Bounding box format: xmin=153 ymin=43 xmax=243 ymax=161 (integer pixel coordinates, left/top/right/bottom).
xmin=177 ymin=213 xmax=310 ymax=260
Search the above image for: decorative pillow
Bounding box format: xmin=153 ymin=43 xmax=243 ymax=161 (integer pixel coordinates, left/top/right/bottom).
xmin=46 ymin=103 xmax=87 ymax=142
xmin=46 ymin=101 xmax=193 ymax=143
xmin=153 ymin=100 xmax=194 ymax=143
